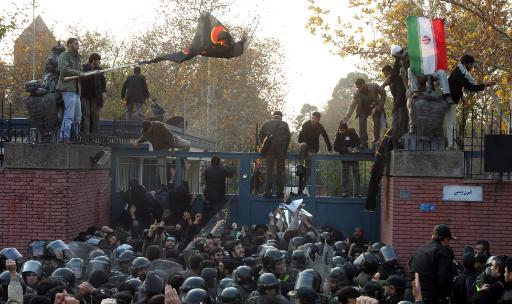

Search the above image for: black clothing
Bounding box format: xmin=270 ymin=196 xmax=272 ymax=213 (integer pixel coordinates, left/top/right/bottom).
xmin=259 ymin=118 xmax=291 ymax=153
xmin=382 ymin=293 xmax=404 ymax=304
xmin=448 ymin=65 xmax=486 ymax=104
xmin=81 ymin=63 xmax=106 ymax=106
xmin=452 ymin=268 xmax=479 ymax=304
xmin=168 ymin=185 xmax=192 ymax=225
xmin=204 ymin=165 xmax=234 ymax=203
xmin=388 ymin=58 xmax=409 ymax=140
xmin=333 ymin=128 xmax=360 ymax=153
xmin=121 ymin=74 xmax=150 ymax=104
xmin=259 ymin=118 xmax=291 ymax=197
xmin=410 ymin=240 xmax=456 ymax=303
xmin=298 ymin=120 xmax=332 ymax=152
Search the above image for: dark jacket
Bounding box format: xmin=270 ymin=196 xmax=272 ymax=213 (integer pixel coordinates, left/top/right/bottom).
xmin=81 ymin=63 xmax=106 ymax=106
xmin=121 ymin=74 xmax=149 ymax=104
xmin=137 ymin=121 xmax=175 ymax=151
xmin=204 ymin=164 xmax=234 ymax=203
xmin=259 ymin=118 xmax=291 ymax=155
xmin=388 ymin=58 xmax=407 ymax=112
xmin=448 ymin=65 xmax=486 ymax=104
xmin=452 ymin=268 xmax=479 ymax=304
xmin=298 ymin=120 xmax=332 ymax=152
xmin=410 ymin=240 xmax=456 ymax=302
xmin=333 ymin=128 xmax=360 ymax=153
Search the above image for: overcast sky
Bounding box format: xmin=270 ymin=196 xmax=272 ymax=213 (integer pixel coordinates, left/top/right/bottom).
xmin=1 ymin=0 xmax=360 ymax=120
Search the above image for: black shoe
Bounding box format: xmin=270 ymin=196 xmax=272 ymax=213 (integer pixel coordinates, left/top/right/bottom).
xmin=263 ymin=193 xmax=273 ymax=199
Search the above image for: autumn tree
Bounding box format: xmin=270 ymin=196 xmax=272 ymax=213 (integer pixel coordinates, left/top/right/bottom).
xmin=306 ymin=0 xmax=512 ymax=135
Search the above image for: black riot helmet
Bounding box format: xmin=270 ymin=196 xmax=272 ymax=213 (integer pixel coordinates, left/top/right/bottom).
xmin=123 ymin=277 xmax=143 ymax=290
xmin=66 ymin=258 xmax=85 ymax=280
xmin=93 ymin=255 xmax=111 ymax=267
xmin=21 ymin=260 xmax=42 ymax=277
xmin=241 ymin=256 xmax=256 ymax=268
xmin=88 ymin=249 xmax=106 ymax=261
xmin=334 ymin=241 xmax=349 ymax=257
xmin=233 ymin=265 xmax=254 ymax=287
xmin=51 ymin=268 xmax=76 ymax=289
xmin=180 ymin=276 xmax=208 ymax=298
xmin=46 ymin=240 xmax=71 ymax=261
xmin=289 ymin=237 xmax=306 ymax=252
xmin=294 ymin=269 xmax=322 ymax=292
xmin=369 ymin=242 xmax=386 ymax=254
xmin=265 ymin=239 xmax=279 ymax=248
xmin=353 ymin=252 xmax=380 ymax=275
xmin=320 ymin=232 xmax=334 ymax=246
xmin=87 ymin=259 xmax=110 ymax=279
xmin=118 ymin=250 xmax=135 ymax=264
xmin=0 ymin=248 xmax=23 ymax=266
xmin=292 ymin=250 xmax=306 ymax=266
xmin=85 ymin=237 xmax=107 ymax=249
xmin=262 ymin=248 xmax=284 ymax=273
xmin=328 ymin=267 xmax=347 ymax=288
xmin=131 ymin=257 xmax=150 ymax=273
xmin=217 ymin=278 xmax=237 ymax=296
xmin=257 ymin=273 xmax=280 ymax=294
xmin=27 ymin=241 xmax=48 ymax=258
xmin=332 ymin=256 xmax=347 ymax=267
xmin=215 ymin=286 xmax=241 ymax=304
xmin=379 ymin=246 xmax=398 ymax=263
xmin=183 ymin=288 xmax=211 ymax=304
xmin=114 ymin=244 xmax=134 ymax=259
xmin=342 ymin=262 xmax=356 ymax=280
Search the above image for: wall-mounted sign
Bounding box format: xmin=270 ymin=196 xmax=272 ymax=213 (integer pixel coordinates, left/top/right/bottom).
xmin=420 ymin=203 xmax=436 ymax=212
xmin=442 ymin=185 xmax=483 ymax=202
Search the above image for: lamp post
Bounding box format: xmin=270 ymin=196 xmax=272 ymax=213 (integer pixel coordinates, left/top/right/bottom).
xmin=31 ymin=0 xmax=36 ymax=80
xmin=179 ymin=84 xmax=188 ymax=134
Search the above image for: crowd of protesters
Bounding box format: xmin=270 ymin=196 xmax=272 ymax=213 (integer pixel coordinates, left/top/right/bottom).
xmin=0 ymin=177 xmax=510 ymax=304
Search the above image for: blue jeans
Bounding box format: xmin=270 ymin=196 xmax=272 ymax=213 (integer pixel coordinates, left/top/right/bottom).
xmin=60 ymin=92 xmax=81 ymax=140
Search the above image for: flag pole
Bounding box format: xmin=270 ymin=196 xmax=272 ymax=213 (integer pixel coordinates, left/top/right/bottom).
xmin=63 ymin=63 xmax=139 ymax=80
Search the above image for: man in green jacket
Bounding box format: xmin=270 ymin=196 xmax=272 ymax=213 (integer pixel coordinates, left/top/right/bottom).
xmin=57 ymin=38 xmax=84 ymax=142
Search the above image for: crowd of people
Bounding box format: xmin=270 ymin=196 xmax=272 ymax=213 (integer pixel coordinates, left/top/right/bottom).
xmin=1 ymin=182 xmax=511 ymax=304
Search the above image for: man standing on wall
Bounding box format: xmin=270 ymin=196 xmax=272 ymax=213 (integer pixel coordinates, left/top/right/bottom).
xmin=297 ymin=111 xmax=332 ymax=196
xmin=259 ymin=111 xmax=291 ymax=199
xmin=56 ymin=38 xmax=85 ymax=142
xmin=81 ymin=53 xmax=106 ymax=135
xmin=121 ymin=66 xmax=149 ymax=120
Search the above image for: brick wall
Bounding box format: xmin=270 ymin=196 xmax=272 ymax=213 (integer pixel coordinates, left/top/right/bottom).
xmin=381 ymin=176 xmax=512 ymax=269
xmin=0 ymin=168 xmax=111 ymax=253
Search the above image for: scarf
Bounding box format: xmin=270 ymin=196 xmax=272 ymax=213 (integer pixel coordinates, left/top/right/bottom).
xmin=457 ymin=62 xmax=477 ymax=85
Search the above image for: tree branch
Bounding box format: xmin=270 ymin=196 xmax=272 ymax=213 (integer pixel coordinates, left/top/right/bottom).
xmin=442 ymin=0 xmax=512 ymax=43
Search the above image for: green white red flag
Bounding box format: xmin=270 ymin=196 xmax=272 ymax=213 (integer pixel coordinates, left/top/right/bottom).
xmin=407 ymin=16 xmax=447 ymax=76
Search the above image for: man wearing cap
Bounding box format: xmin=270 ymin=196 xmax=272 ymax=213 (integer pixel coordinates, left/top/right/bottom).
xmin=382 ymin=275 xmax=406 ymax=304
xmin=382 ymin=46 xmax=409 ymax=146
xmin=259 ymin=111 xmax=291 ymax=199
xmin=344 ymin=78 xmax=386 ymax=149
xmin=411 ymin=224 xmax=457 ymax=304
xmin=333 ymin=120 xmax=360 ymax=197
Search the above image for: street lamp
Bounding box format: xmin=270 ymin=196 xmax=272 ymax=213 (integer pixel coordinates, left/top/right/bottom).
xmin=179 ymin=84 xmax=188 ymax=133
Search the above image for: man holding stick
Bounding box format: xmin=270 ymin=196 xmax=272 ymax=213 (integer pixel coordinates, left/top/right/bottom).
xmin=56 ymin=38 xmax=85 ymax=142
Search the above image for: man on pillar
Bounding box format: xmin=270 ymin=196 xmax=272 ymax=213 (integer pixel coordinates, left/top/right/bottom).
xmin=81 ymin=53 xmax=106 ymax=135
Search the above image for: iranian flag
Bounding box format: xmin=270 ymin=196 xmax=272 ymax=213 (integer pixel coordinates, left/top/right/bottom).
xmin=407 ymin=16 xmax=447 ymax=76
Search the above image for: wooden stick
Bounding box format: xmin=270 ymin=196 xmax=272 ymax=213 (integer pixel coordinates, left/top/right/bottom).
xmin=63 ymin=63 xmax=139 ymax=81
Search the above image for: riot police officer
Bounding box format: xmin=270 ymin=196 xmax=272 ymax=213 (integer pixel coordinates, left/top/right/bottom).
xmin=233 ymin=265 xmax=255 ymax=302
xmin=216 ymin=287 xmax=242 ymax=304
xmin=21 ymin=260 xmax=42 ymax=294
xmin=247 ymin=273 xmax=288 ymax=304
xmin=262 ymin=248 xmax=297 ymax=297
